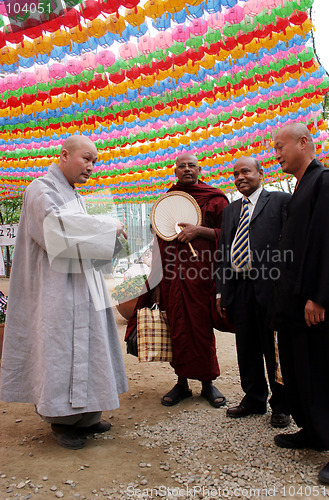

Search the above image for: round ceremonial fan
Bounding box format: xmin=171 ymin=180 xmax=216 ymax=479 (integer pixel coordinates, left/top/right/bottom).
xmin=150 ymin=192 xmax=202 ymax=256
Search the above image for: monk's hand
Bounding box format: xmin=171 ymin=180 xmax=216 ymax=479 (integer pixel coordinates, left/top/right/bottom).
xmin=116 ymin=220 xmax=128 ymax=239
xmin=152 ymin=285 xmax=160 ymax=306
xmin=177 ymin=223 xmax=199 ymax=243
xmin=216 ymin=297 xmax=227 ymax=319
xmin=304 ymin=300 xmax=325 ymax=327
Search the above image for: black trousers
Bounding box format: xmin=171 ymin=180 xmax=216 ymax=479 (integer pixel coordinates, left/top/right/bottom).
xmin=278 ymin=321 xmax=329 ymax=449
xmin=232 ymin=278 xmax=288 ymax=414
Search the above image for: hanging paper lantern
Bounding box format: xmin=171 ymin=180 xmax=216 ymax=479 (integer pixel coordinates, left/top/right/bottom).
xmin=80 ymin=0 xmax=102 ymax=19
xmin=124 ymin=6 xmax=145 ymax=26
xmin=33 ymin=36 xmax=53 ymax=54
xmin=62 ymin=9 xmax=81 ymax=29
xmin=35 ymin=66 xmax=49 ymax=82
xmin=87 ymin=19 xmax=107 ymax=38
xmin=144 ymin=0 xmax=165 ymax=18
xmin=19 ymin=72 xmax=37 ymax=88
xmin=121 ymin=0 xmax=140 ymax=7
xmin=66 ymin=59 xmax=84 ymax=75
xmin=96 ymin=49 xmax=116 ymax=67
xmin=172 ymin=25 xmax=191 ymax=42
xmin=164 ymin=0 xmax=186 ymax=13
xmin=49 ymin=63 xmax=67 ymax=79
xmin=118 ymin=42 xmax=138 ymax=59
xmin=106 ymin=13 xmax=126 ymax=34
xmin=155 ymin=31 xmax=173 ymax=49
xmin=51 ymin=30 xmax=71 ymax=47
xmin=190 ymin=18 xmax=208 ymax=35
xmin=0 ymin=46 xmax=18 ymax=66
xmin=153 ymin=13 xmax=172 ymax=30
xmin=138 ymin=34 xmax=156 ymax=54
xmin=81 ymin=52 xmax=97 ymax=70
xmin=101 ymin=0 xmax=121 ymax=14
xmin=69 ymin=26 xmax=90 ymax=44
xmin=16 ymin=40 xmax=35 ymax=59
xmin=224 ymin=5 xmax=244 ymax=24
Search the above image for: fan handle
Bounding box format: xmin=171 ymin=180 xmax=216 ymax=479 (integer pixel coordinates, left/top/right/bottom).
xmin=176 ymin=224 xmax=198 ymax=258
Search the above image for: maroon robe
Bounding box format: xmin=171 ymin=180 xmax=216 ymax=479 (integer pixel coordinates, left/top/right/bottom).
xmin=126 ymin=180 xmax=230 ymax=381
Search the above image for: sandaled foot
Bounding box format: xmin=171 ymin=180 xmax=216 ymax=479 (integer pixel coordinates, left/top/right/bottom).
xmin=200 ymin=384 xmax=226 ymax=408
xmin=161 ymin=383 xmax=192 ymax=407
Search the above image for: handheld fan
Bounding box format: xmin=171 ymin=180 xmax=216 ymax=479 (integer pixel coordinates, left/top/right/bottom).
xmin=150 ymin=192 xmax=202 ymax=257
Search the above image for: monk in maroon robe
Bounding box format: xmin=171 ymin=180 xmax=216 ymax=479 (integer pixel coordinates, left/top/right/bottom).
xmin=126 ymin=153 xmax=231 ymax=407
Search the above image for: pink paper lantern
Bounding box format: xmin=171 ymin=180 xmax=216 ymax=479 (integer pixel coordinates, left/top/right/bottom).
xmin=190 ymin=18 xmax=208 ymax=36
xmin=224 ymin=5 xmax=244 ymax=24
xmin=96 ymin=50 xmax=116 ymax=67
xmin=138 ymin=35 xmax=155 ymax=54
xmin=4 ymin=74 xmax=20 ymax=91
xmin=66 ymin=59 xmax=84 ymax=75
xmin=119 ymin=42 xmax=138 ymax=60
xmin=81 ymin=52 xmax=97 ymax=70
xmin=19 ymin=72 xmax=37 ymax=87
xmin=154 ymin=31 xmax=173 ymax=49
xmin=208 ymin=12 xmax=225 ymax=29
xmin=49 ymin=63 xmax=67 ymax=80
xmin=35 ymin=66 xmax=49 ymax=83
xmin=172 ymin=25 xmax=190 ymax=42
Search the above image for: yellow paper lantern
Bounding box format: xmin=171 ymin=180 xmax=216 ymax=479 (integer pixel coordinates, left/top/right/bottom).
xmin=51 ymin=30 xmax=71 ymax=47
xmin=144 ymin=0 xmax=165 ymax=19
xmin=87 ymin=18 xmax=107 ymax=38
xmin=124 ymin=7 xmax=145 ymax=26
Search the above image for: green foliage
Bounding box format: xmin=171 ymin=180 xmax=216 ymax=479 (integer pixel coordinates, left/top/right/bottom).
xmin=0 ymin=197 xmax=23 ymax=225
xmin=85 ymin=200 xmax=113 ymax=216
xmin=0 ymin=291 xmax=7 ymax=323
xmin=112 ymin=275 xmax=147 ymax=302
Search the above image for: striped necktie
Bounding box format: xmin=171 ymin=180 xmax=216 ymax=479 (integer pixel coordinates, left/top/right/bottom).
xmin=232 ymin=198 xmax=251 ymax=269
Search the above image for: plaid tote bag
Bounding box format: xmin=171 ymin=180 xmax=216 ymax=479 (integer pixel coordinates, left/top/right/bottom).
xmin=137 ymin=305 xmax=173 ymax=362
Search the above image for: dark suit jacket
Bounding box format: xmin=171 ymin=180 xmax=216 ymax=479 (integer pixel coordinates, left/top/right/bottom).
xmin=216 ymin=189 xmax=291 ymax=308
xmin=272 ymin=159 xmax=329 ymax=328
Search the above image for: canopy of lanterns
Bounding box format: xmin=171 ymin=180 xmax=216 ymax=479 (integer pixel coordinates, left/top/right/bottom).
xmin=0 ymin=0 xmax=328 ymax=203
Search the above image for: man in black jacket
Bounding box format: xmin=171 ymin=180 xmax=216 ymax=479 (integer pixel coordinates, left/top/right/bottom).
xmin=216 ymin=156 xmax=291 ymax=428
xmin=272 ymin=122 xmax=329 ymax=484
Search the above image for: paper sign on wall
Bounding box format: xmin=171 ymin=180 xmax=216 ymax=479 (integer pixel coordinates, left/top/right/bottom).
xmin=0 ymin=224 xmax=19 ymax=246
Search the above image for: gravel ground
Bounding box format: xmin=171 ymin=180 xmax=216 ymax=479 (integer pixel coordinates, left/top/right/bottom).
xmin=1 ymin=274 xmax=329 ymax=500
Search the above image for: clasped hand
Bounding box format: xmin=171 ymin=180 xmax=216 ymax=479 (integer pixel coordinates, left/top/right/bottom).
xmin=116 ymin=220 xmax=128 ymax=239
xmin=305 ymin=299 xmax=325 ymax=327
xmin=177 ymin=223 xmax=199 ymax=243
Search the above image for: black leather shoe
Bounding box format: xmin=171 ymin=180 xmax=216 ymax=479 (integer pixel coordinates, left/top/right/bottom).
xmin=226 ymin=404 xmax=266 ymax=418
xmin=270 ymin=412 xmax=291 ymax=428
xmin=274 ymin=429 xmax=324 ymax=450
xmin=51 ymin=424 xmax=85 ymax=450
xmin=77 ymin=420 xmax=112 ymax=435
xmin=319 ymin=462 xmax=329 ymax=484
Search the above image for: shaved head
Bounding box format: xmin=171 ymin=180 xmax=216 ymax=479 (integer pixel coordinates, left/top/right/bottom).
xmin=62 ymin=135 xmax=97 ymax=154
xmin=276 ymin=123 xmax=315 ymax=153
xmin=274 ymin=122 xmax=316 ymax=181
xmin=176 ymin=153 xmax=198 ymax=166
xmin=59 ymin=135 xmax=98 ymax=186
xmin=175 ymin=153 xmax=201 ymax=185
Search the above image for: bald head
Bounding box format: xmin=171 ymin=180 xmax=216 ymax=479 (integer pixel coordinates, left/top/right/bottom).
xmin=59 ymin=135 xmax=98 ymax=186
xmin=175 ymin=153 xmax=201 ymax=185
xmin=274 ymin=122 xmax=316 ymax=181
xmin=233 ymin=156 xmax=264 ymax=196
xmin=61 ymin=135 xmax=97 ymax=154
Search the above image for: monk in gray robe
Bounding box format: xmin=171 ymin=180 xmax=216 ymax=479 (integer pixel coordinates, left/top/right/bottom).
xmin=0 ymin=136 xmax=128 ymax=449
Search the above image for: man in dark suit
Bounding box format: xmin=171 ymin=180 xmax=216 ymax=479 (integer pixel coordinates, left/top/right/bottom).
xmin=216 ymin=156 xmax=291 ymax=428
xmin=272 ymin=122 xmax=329 ymax=484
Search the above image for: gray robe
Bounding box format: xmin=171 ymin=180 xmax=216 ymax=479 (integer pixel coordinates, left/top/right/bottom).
xmin=0 ymin=164 xmax=128 ymax=417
